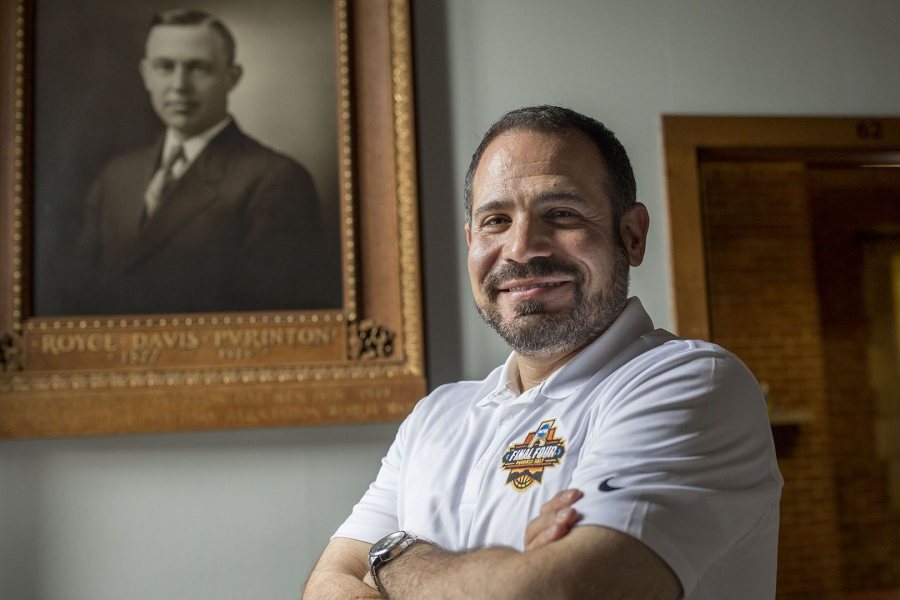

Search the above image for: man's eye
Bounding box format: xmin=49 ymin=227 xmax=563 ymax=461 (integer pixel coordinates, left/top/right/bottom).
xmin=152 ymin=61 xmax=174 ymax=73
xmin=549 ymin=209 xmax=579 ymax=219
xmin=189 ymin=63 xmax=214 ymax=74
xmin=482 ymin=216 xmax=509 ymax=227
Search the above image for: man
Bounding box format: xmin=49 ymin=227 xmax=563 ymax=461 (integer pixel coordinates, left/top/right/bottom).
xmin=75 ymin=9 xmax=339 ymax=314
xmin=304 ymin=106 xmax=782 ymax=599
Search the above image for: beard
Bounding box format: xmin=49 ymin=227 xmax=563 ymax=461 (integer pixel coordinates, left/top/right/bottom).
xmin=474 ymin=248 xmax=630 ymax=358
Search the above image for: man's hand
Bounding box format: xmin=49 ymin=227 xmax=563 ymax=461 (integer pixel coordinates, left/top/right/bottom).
xmin=378 ymin=524 xmax=681 ymax=600
xmin=308 ymin=488 xmax=680 ymax=600
xmin=303 ymin=538 xmax=382 ymax=600
xmin=524 ymin=488 xmax=583 ymax=551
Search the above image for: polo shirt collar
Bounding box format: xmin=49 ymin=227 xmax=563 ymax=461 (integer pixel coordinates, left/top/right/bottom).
xmin=475 ymin=297 xmax=655 ymax=407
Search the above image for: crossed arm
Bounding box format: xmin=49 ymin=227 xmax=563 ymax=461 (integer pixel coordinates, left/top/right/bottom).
xmin=302 ymin=489 xmax=681 ymax=600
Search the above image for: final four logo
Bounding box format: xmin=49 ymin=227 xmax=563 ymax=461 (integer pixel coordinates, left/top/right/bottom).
xmin=500 ymin=419 xmax=566 ymax=491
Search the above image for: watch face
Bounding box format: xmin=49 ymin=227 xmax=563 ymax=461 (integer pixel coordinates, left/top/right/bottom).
xmin=371 ymin=531 xmax=408 ymax=558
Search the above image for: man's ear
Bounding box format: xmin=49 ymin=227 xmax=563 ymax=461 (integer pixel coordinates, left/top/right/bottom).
xmin=619 ymin=202 xmax=649 ymax=267
xmin=465 ymin=221 xmax=472 ymax=248
xmin=227 ymin=63 xmax=243 ymax=91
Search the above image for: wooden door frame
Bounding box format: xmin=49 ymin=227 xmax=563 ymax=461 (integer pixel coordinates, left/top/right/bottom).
xmin=662 ymin=115 xmax=900 ymax=340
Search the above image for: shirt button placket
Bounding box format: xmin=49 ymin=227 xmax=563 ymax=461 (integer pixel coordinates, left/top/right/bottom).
xmin=461 ymin=391 xmax=511 ymax=502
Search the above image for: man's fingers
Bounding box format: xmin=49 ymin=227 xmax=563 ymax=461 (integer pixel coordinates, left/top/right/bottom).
xmin=524 ymin=507 xmax=582 ymax=550
xmin=526 ymin=506 xmax=577 ymax=541
xmin=525 ymin=522 xmax=568 ymax=551
xmin=524 ymin=488 xmax=584 ymax=549
xmin=539 ymin=488 xmax=584 ymax=516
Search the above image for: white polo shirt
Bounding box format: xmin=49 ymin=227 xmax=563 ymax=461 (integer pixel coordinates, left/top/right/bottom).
xmin=335 ymin=298 xmax=782 ymax=599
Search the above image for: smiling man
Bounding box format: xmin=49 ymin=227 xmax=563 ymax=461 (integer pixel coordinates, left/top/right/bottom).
xmin=304 ymin=106 xmax=783 ymax=599
xmin=74 ymin=9 xmax=337 ymax=314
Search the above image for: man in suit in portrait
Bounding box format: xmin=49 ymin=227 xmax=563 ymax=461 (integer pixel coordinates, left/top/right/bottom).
xmin=75 ymin=8 xmax=340 ymax=315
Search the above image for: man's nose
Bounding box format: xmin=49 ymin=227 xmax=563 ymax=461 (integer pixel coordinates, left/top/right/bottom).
xmin=171 ymin=65 xmax=191 ymax=90
xmin=502 ymin=217 xmax=552 ymax=263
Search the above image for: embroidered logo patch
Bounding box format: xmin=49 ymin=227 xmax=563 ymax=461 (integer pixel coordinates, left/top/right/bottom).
xmin=500 ymin=419 xmax=566 ymax=491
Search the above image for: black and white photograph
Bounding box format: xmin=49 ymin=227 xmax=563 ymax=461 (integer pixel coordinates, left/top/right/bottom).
xmin=32 ymin=0 xmax=342 ymax=315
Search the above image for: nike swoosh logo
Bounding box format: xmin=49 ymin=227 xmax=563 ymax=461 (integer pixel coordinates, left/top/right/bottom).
xmin=598 ymin=477 xmax=623 ymax=492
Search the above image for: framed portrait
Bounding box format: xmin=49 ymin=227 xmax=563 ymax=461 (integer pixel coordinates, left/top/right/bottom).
xmin=0 ymin=0 xmax=426 ymax=437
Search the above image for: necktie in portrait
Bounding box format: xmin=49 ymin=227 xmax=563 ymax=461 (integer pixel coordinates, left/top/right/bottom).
xmin=143 ymin=144 xmax=185 ymax=219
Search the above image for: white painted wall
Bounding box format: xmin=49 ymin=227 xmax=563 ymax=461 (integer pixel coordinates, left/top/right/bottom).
xmin=2 ymin=1 xmax=899 ymax=598
xmin=442 ymin=0 xmax=900 ymax=378
xmin=0 ymin=425 xmax=396 ymax=599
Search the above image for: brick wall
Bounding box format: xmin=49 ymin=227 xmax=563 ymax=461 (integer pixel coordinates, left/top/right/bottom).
xmin=807 ymin=168 xmax=900 ymax=592
xmin=701 ymin=161 xmax=844 ymax=597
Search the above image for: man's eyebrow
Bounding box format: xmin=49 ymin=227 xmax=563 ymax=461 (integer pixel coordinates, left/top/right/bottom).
xmin=472 ymin=192 xmax=586 ymax=219
xmin=148 ymin=57 xmax=213 ymax=66
xmin=533 ymin=191 xmax=585 ymax=204
xmin=471 ymin=199 xmax=512 ymax=220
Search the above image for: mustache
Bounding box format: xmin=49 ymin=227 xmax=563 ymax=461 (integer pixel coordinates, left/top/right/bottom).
xmin=483 ymin=257 xmax=583 ymax=296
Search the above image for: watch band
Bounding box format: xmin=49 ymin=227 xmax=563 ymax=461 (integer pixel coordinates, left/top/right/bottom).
xmin=369 ymin=531 xmax=418 ymax=595
xmin=371 ymin=561 xmax=388 ymax=597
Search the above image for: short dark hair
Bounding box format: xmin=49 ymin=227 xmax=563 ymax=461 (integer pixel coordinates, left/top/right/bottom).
xmin=464 ymin=105 xmax=636 ymax=228
xmin=148 ymin=8 xmax=237 ymax=65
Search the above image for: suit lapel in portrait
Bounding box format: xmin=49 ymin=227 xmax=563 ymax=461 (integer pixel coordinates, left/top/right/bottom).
xmin=107 ymin=139 xmax=162 ymax=251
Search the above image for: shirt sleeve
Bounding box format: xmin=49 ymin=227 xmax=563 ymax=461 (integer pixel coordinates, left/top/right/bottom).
xmin=568 ymin=343 xmax=782 ymax=596
xmin=331 ymin=409 xmax=411 ymax=544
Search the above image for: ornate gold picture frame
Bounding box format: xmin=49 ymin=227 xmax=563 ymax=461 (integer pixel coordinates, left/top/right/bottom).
xmin=0 ymin=0 xmax=426 ymax=438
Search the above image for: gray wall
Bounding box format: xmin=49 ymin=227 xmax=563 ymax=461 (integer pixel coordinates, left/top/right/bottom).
xmin=3 ymin=1 xmax=900 ymax=598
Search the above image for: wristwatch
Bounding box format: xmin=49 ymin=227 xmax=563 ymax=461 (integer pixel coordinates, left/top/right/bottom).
xmin=368 ymin=530 xmax=418 ymax=595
